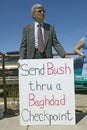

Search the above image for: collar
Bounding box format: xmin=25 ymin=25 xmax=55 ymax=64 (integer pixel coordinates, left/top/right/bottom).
xmin=35 ymin=21 xmax=43 ymax=27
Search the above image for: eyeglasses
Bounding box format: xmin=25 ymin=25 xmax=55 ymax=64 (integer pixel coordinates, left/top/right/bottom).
xmin=37 ymin=10 xmax=45 ymax=13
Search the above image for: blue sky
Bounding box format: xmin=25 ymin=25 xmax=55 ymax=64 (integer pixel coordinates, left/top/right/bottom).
xmin=0 ymin=0 xmax=87 ymax=54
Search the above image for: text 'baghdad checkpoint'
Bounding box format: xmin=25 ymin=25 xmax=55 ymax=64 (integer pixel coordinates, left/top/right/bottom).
xmin=19 ymin=59 xmax=75 ymax=125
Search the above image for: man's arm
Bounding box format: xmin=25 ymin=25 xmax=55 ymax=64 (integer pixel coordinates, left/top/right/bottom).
xmin=19 ymin=27 xmax=27 ymax=59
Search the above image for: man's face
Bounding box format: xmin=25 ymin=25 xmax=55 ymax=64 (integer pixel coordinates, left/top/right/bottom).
xmin=32 ymin=7 xmax=45 ymax=23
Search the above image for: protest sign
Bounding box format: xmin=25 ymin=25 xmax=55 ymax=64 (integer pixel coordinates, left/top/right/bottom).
xmin=19 ymin=58 xmax=75 ymax=125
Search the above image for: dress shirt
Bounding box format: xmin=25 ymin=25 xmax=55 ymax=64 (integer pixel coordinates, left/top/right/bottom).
xmin=34 ymin=22 xmax=44 ymax=48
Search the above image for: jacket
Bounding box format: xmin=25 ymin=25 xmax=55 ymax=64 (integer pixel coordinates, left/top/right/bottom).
xmin=19 ymin=22 xmax=66 ymax=59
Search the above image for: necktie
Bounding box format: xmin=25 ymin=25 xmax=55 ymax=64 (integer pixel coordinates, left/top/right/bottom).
xmin=38 ymin=24 xmax=44 ymax=52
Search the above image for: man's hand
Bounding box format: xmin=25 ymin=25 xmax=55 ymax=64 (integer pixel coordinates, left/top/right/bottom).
xmin=17 ymin=58 xmax=22 ymax=68
xmin=64 ymin=55 xmax=71 ymax=58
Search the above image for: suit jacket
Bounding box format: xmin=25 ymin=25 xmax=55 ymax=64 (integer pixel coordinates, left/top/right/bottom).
xmin=19 ymin=22 xmax=66 ymax=59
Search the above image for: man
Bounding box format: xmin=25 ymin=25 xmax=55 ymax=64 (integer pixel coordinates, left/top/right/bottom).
xmin=19 ymin=3 xmax=69 ymax=59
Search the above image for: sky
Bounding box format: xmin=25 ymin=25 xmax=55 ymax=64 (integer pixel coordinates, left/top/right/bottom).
xmin=0 ymin=0 xmax=87 ymax=54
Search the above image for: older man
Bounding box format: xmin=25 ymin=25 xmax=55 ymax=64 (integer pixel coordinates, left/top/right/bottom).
xmin=19 ymin=3 xmax=69 ymax=59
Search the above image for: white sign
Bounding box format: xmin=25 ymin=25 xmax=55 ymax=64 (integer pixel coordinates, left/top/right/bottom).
xmin=19 ymin=58 xmax=75 ymax=125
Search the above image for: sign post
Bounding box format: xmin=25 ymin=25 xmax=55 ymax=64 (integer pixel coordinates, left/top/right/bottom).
xmin=19 ymin=58 xmax=75 ymax=125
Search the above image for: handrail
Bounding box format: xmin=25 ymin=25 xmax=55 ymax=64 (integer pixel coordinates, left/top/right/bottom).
xmin=0 ymin=52 xmax=76 ymax=58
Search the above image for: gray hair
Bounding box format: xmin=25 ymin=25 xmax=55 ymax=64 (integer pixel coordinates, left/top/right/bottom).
xmin=31 ymin=4 xmax=44 ymax=15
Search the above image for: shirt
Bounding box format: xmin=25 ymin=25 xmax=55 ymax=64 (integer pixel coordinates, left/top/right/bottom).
xmin=34 ymin=22 xmax=44 ymax=48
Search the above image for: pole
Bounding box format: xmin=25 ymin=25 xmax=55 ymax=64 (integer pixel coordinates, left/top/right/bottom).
xmin=1 ymin=53 xmax=7 ymax=114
